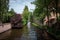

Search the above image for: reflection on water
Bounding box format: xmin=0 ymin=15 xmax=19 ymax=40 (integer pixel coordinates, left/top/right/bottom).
xmin=27 ymin=22 xmax=31 ymax=29
xmin=0 ymin=29 xmax=23 ymax=40
xmin=0 ymin=25 xmax=37 ymax=40
xmin=0 ymin=30 xmax=11 ymax=39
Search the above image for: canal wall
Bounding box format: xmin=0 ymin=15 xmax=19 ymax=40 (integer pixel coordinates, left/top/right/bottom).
xmin=0 ymin=23 xmax=11 ymax=33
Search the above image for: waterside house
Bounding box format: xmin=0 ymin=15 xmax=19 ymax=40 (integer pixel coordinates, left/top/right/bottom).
xmin=44 ymin=11 xmax=60 ymax=26
xmin=11 ymin=14 xmax=23 ymax=29
xmin=44 ymin=0 xmax=60 ymax=26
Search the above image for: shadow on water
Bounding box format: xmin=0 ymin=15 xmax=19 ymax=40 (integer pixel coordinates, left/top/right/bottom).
xmin=8 ymin=29 xmax=23 ymax=40
xmin=0 ymin=29 xmax=23 ymax=40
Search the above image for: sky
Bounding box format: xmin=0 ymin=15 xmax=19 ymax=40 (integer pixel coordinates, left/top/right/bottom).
xmin=9 ymin=0 xmax=35 ymax=14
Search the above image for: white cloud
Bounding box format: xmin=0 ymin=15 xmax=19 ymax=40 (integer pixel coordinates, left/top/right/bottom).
xmin=9 ymin=0 xmax=35 ymax=14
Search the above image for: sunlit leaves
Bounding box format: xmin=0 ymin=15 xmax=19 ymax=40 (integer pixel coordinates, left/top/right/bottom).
xmin=22 ymin=6 xmax=30 ymax=25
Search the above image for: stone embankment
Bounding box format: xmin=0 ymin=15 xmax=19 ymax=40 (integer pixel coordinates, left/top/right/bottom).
xmin=0 ymin=23 xmax=11 ymax=33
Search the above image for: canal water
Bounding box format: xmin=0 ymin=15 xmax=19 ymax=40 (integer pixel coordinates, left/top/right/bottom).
xmin=0 ymin=22 xmax=57 ymax=40
xmin=0 ymin=24 xmax=37 ymax=40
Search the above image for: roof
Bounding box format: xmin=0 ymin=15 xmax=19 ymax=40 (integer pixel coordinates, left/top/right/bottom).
xmin=11 ymin=14 xmax=22 ymax=22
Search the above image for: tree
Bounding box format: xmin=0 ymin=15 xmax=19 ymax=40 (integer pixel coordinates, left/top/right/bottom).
xmin=2 ymin=8 xmax=15 ymax=23
xmin=7 ymin=8 xmax=15 ymax=22
xmin=0 ymin=0 xmax=9 ymax=23
xmin=8 ymin=8 xmax=15 ymax=17
xmin=32 ymin=0 xmax=51 ymax=25
xmin=22 ymin=6 xmax=30 ymax=25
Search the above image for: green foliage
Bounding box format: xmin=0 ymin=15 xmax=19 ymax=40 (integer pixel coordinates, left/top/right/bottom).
xmin=58 ymin=16 xmax=60 ymax=21
xmin=32 ymin=23 xmax=39 ymax=27
xmin=2 ymin=8 xmax=15 ymax=23
xmin=8 ymin=9 xmax=15 ymax=17
xmin=22 ymin=18 xmax=27 ymax=25
xmin=2 ymin=13 xmax=9 ymax=23
xmin=0 ymin=0 xmax=9 ymax=22
xmin=32 ymin=0 xmax=51 ymax=23
xmin=22 ymin=6 xmax=30 ymax=25
xmin=29 ymin=12 xmax=33 ymax=22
